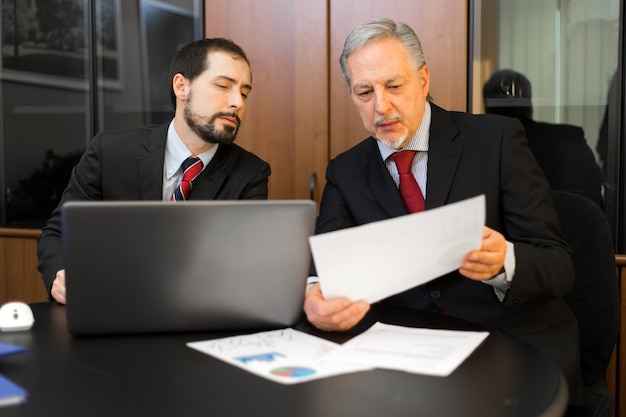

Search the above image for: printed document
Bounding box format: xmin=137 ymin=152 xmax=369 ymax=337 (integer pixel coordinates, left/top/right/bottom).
xmin=309 ymin=195 xmax=485 ymax=303
xmin=188 ymin=328 xmax=373 ymax=384
xmin=319 ymin=322 xmax=489 ymax=377
xmin=188 ymin=323 xmax=489 ymax=384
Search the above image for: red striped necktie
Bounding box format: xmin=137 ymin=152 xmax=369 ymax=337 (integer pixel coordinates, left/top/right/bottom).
xmin=391 ymin=150 xmax=425 ymax=213
xmin=170 ymin=157 xmax=204 ymax=201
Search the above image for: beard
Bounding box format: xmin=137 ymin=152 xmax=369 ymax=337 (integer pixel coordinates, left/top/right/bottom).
xmin=373 ymin=114 xmax=408 ymax=149
xmin=183 ymin=104 xmax=241 ymax=146
xmin=377 ymin=134 xmax=407 ymax=150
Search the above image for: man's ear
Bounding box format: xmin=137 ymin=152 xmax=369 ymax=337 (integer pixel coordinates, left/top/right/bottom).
xmin=419 ymin=64 xmax=430 ymax=97
xmin=172 ymin=73 xmax=188 ymax=102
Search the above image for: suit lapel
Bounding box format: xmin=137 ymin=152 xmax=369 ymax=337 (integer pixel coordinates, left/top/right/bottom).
xmin=137 ymin=124 xmax=168 ymax=200
xmin=189 ymin=145 xmax=228 ymax=200
xmin=425 ymin=105 xmax=463 ymax=209
xmin=133 ymin=124 xmax=229 ymax=200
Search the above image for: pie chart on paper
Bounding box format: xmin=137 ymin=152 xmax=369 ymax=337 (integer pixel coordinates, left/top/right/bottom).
xmin=270 ymin=366 xmax=316 ymax=377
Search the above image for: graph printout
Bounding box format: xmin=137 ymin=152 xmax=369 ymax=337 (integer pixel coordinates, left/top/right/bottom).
xmin=187 ymin=328 xmax=372 ymax=384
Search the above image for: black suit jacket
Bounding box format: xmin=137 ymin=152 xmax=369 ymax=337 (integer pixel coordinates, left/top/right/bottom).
xmin=37 ymin=123 xmax=270 ymax=294
xmin=517 ymin=115 xmax=604 ymax=207
xmin=315 ymin=103 xmax=581 ymax=403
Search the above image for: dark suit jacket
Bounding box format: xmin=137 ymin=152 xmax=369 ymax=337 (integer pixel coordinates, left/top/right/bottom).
xmin=518 ymin=115 xmax=604 ymax=207
xmin=314 ymin=103 xmax=581 ymax=403
xmin=37 ymin=123 xmax=270 ymax=295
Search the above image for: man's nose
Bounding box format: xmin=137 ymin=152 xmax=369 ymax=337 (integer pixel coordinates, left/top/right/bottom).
xmin=374 ymin=90 xmax=391 ymax=113
xmin=229 ymin=91 xmax=245 ymax=109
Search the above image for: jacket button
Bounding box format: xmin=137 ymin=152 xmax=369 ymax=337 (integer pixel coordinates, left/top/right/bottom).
xmin=430 ymin=290 xmax=441 ymax=299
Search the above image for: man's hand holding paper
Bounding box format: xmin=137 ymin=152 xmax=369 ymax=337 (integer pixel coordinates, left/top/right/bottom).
xmin=459 ymin=225 xmax=508 ymax=281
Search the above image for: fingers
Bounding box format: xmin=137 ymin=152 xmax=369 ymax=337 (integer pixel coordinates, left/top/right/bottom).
xmin=480 ymin=226 xmax=506 ymax=252
xmin=459 ymin=227 xmax=506 ymax=281
xmin=460 ymin=251 xmax=504 ymax=280
xmin=304 ymin=284 xmax=370 ymax=331
xmin=51 ymin=270 xmax=67 ymax=305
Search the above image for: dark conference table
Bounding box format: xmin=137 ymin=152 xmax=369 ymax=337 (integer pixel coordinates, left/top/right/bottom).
xmin=0 ymin=302 xmax=567 ymax=417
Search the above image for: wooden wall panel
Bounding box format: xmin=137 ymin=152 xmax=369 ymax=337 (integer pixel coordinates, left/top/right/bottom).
xmin=578 ymin=254 xmax=625 ymax=417
xmin=329 ymin=0 xmax=468 ymax=157
xmin=615 ymin=255 xmax=626 ymax=417
xmin=204 ymin=0 xmax=329 ymax=202
xmin=0 ymin=229 xmax=47 ymax=305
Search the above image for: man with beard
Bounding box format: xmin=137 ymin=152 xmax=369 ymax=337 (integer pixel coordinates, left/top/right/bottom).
xmin=303 ymin=18 xmax=582 ymax=408
xmin=37 ymin=38 xmax=270 ymax=304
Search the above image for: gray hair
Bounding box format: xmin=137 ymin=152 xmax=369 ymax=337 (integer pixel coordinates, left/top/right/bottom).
xmin=339 ymin=18 xmax=432 ymax=100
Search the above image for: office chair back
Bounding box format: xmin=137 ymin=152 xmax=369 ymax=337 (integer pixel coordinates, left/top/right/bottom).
xmin=550 ymin=190 xmax=619 ymax=417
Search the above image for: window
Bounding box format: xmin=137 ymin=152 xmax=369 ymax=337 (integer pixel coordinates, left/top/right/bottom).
xmin=470 ymin=0 xmax=624 ymax=250
xmin=0 ymin=0 xmax=202 ymax=227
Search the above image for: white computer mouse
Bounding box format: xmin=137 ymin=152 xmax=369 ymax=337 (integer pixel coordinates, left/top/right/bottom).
xmin=0 ymin=301 xmax=35 ymax=332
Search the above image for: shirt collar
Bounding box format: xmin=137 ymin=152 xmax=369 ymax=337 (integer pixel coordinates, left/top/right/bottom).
xmin=377 ymin=101 xmax=431 ymax=160
xmin=165 ymin=119 xmax=218 ymax=179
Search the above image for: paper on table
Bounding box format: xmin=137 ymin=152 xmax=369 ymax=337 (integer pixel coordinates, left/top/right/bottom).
xmin=187 ymin=328 xmax=373 ymax=385
xmin=319 ymin=322 xmax=490 ymax=377
xmin=188 ymin=323 xmax=489 ymax=383
xmin=309 ymin=195 xmax=485 ymax=303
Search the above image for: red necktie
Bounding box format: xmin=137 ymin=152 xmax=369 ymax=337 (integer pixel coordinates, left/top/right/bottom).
xmin=170 ymin=157 xmax=204 ymax=201
xmin=391 ymin=150 xmax=425 ymax=213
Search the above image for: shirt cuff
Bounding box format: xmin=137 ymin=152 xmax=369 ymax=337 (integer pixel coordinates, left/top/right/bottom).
xmin=306 ymin=276 xmax=320 ymax=285
xmin=482 ymin=241 xmax=515 ymax=301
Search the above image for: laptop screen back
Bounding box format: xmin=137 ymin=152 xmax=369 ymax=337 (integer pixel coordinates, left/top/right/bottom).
xmin=62 ymin=200 xmax=316 ymax=336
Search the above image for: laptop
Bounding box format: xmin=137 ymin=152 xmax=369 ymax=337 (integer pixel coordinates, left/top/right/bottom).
xmin=62 ymin=200 xmax=316 ymax=336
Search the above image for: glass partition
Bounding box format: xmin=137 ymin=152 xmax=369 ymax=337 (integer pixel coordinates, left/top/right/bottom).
xmin=470 ymin=0 xmax=623 ymax=250
xmin=0 ymin=0 xmax=202 ymax=228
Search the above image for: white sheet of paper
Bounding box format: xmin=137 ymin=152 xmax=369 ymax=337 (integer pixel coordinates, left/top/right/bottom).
xmin=309 ymin=195 xmax=485 ymax=303
xmin=319 ymin=322 xmax=490 ymax=377
xmin=188 ymin=324 xmax=489 ymax=383
xmin=187 ymin=328 xmax=373 ymax=385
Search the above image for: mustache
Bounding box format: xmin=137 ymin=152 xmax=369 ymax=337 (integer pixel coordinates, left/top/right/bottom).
xmin=374 ymin=114 xmax=403 ymax=126
xmin=212 ymin=111 xmax=241 ymax=128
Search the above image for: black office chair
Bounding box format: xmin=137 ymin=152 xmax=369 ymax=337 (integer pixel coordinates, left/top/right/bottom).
xmin=550 ymin=190 xmax=619 ymax=417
